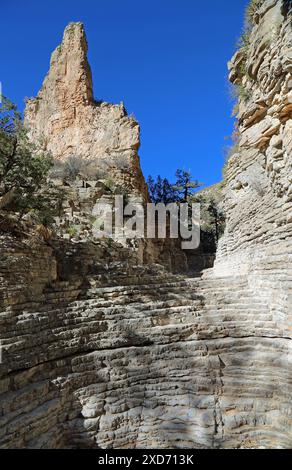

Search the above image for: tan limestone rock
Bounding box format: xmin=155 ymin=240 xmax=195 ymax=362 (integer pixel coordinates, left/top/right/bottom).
xmin=25 ymin=22 xmax=148 ymax=199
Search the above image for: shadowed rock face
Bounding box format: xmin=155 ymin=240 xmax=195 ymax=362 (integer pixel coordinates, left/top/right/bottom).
xmin=25 ymin=22 xmax=148 ymax=198
xmin=0 ymin=1 xmax=291 ymax=449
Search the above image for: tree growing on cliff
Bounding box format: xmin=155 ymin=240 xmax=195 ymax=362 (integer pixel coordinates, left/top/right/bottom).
xmin=147 ymin=175 xmax=177 ymax=204
xmin=192 ymin=188 xmax=225 ymax=245
xmin=203 ymin=196 xmax=225 ymax=243
xmin=173 ymin=169 xmax=202 ymax=202
xmin=0 ymin=97 xmax=57 ymax=223
xmin=147 ymin=169 xmax=201 ymax=204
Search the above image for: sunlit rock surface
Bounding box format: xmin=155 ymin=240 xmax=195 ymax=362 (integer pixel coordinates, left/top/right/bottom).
xmin=25 ymin=22 xmax=148 ymax=199
xmin=0 ymin=0 xmax=291 ymax=449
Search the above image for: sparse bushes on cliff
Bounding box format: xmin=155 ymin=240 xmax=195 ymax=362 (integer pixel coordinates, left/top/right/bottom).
xmin=0 ymin=97 xmax=66 ymax=229
xmin=63 ymin=155 xmax=86 ymax=181
xmin=234 ymin=0 xmax=264 ymax=89
xmin=238 ymin=0 xmax=264 ymax=49
xmin=226 ymin=2 xmax=262 ymax=179
xmin=67 ymin=225 xmax=78 ymax=238
xmin=28 ymin=183 xmax=65 ymax=226
xmin=50 ymin=155 xmax=108 ymax=182
xmin=0 ymin=98 xmax=53 ymax=212
xmin=231 ymin=83 xmax=251 ymax=105
xmin=245 ymin=0 xmax=264 ymax=26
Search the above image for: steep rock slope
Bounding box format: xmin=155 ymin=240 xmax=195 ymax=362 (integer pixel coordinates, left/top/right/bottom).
xmin=0 ymin=0 xmax=291 ymax=449
xmin=215 ymin=0 xmax=292 ymax=334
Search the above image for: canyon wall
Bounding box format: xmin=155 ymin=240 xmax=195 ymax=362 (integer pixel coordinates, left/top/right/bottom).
xmin=0 ymin=0 xmax=291 ymax=449
xmin=215 ymin=0 xmax=292 ymax=334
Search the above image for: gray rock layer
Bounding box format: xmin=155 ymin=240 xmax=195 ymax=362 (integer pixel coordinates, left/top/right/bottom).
xmin=0 ymin=0 xmax=291 ymax=449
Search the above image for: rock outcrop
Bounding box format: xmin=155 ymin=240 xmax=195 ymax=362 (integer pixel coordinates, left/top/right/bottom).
xmin=218 ymin=0 xmax=292 ymax=325
xmin=25 ymin=22 xmax=148 ymax=199
xmin=0 ymin=0 xmax=291 ymax=449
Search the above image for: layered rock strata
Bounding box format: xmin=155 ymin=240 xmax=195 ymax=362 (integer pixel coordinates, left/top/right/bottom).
xmin=1 ymin=234 xmax=290 ymax=448
xmin=0 ymin=0 xmax=291 ymax=449
xmin=216 ymin=0 xmax=292 ymax=332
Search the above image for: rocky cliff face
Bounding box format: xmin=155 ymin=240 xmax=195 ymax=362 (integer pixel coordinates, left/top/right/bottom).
xmin=25 ymin=22 xmax=148 ymax=198
xmin=215 ymin=0 xmax=292 ymax=328
xmin=0 ymin=0 xmax=291 ymax=449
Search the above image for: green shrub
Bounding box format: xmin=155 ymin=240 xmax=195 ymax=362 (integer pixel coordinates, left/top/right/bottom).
xmin=231 ymin=84 xmax=251 ymax=103
xmin=245 ymin=0 xmax=263 ymax=26
xmin=51 ymin=157 xmax=107 ymax=182
xmin=22 ymin=184 xmax=65 ymax=228
xmin=104 ymin=177 xmax=115 ymax=192
xmin=234 ymin=0 xmax=264 ymax=84
xmin=63 ymin=155 xmax=86 ymax=181
xmin=34 ymin=209 xmax=56 ymax=227
xmin=0 ymin=97 xmax=54 ymax=216
xmin=231 ymin=103 xmax=240 ymax=118
xmin=67 ymin=226 xmax=78 ymax=238
xmin=191 ymin=191 xmax=225 ymax=246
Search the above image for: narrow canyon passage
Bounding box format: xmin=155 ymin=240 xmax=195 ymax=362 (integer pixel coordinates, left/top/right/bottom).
xmin=0 ymin=236 xmax=291 ymax=448
xmin=0 ymin=0 xmax=291 ymax=449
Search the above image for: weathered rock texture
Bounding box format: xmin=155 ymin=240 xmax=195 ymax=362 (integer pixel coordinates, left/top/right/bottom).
xmin=219 ymin=0 xmax=292 ymax=325
xmin=25 ymin=22 xmax=148 ymax=198
xmin=0 ymin=0 xmax=291 ymax=449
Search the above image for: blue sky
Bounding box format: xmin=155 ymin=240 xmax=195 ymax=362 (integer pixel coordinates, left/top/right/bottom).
xmin=1 ymin=0 xmax=248 ymax=188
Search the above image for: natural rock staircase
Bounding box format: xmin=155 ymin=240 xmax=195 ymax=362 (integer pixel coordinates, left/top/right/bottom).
xmin=1 ymin=253 xmax=291 ymax=449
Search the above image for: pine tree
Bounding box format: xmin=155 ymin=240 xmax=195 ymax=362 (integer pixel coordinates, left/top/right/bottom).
xmin=172 ymin=169 xmax=201 ymax=202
